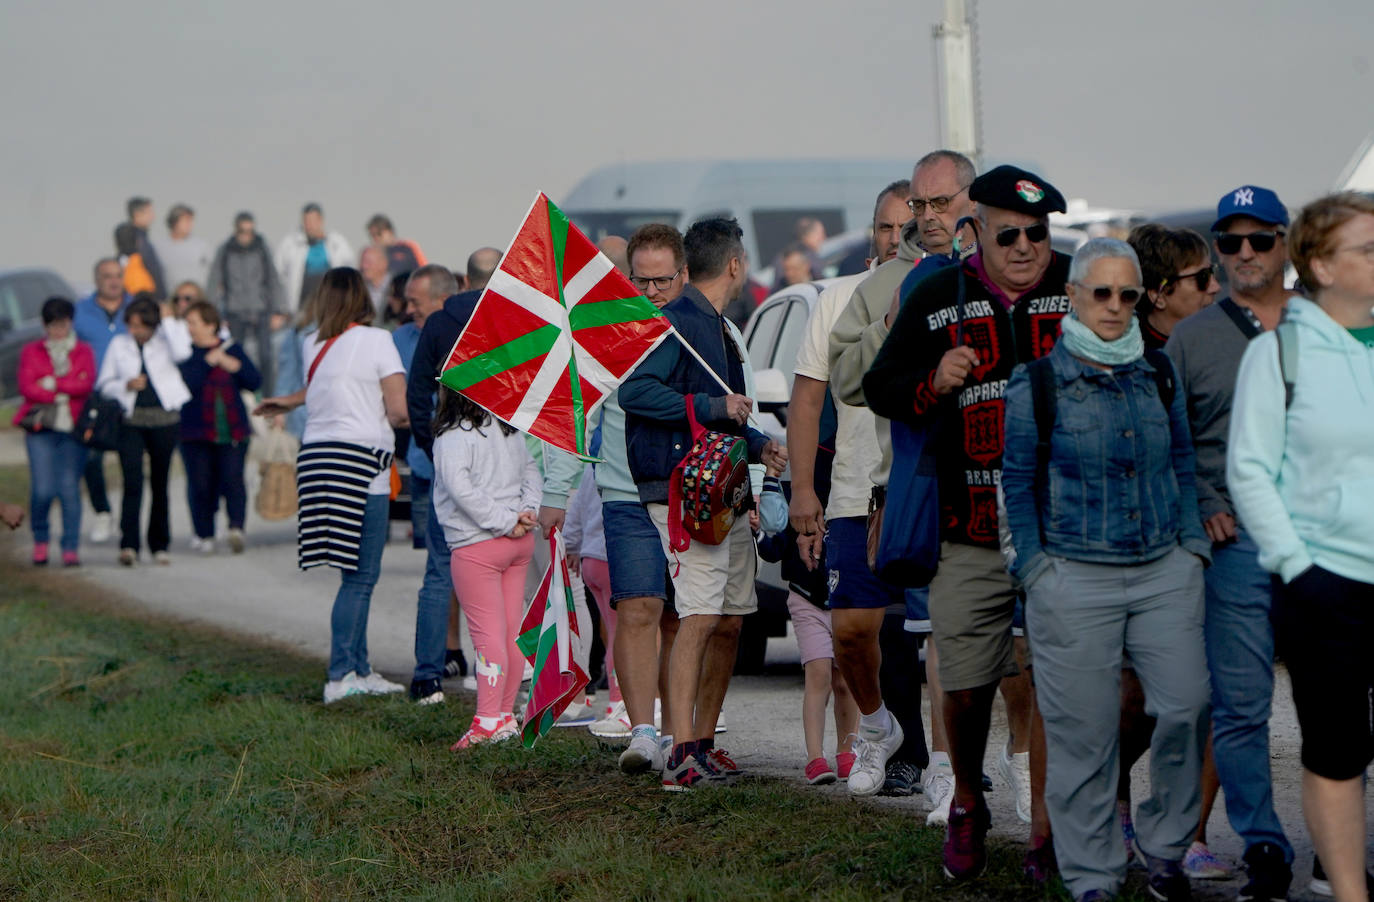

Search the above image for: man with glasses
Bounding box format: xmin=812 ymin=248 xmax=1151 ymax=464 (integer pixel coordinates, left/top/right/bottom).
xmin=1164 ymin=185 xmax=1295 ymax=902
xmin=863 ymin=165 xmax=1069 ymax=884
xmin=209 ymin=212 xmax=285 ymax=393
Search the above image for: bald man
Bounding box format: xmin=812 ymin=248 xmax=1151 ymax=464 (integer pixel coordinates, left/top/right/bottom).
xmin=465 ymin=247 xmax=502 ymax=292
xmin=598 ymin=235 xmax=630 ymax=274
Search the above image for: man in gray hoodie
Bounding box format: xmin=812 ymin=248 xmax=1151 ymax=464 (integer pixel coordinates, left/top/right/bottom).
xmin=209 ymin=212 xmax=286 ymax=393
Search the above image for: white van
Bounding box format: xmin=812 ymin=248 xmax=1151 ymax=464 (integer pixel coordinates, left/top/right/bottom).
xmin=561 ymin=159 xmax=913 ymax=269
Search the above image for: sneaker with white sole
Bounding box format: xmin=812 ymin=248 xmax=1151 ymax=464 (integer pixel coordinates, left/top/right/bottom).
xmin=715 ymin=709 xmax=727 ymax=733
xmin=451 ymin=715 xmax=517 ymax=750
xmin=619 ymin=730 xmax=662 ymax=774
xmin=189 ymin=536 xmax=213 ymax=554
xmin=848 ymin=718 xmax=904 ymax=797
xmin=996 ymin=739 xmax=1032 ymax=824
xmin=1182 ymin=841 xmax=1231 ymax=880
xmin=924 ymin=762 xmax=956 ymax=826
xmin=227 ymin=528 xmax=245 ymax=554
xmin=410 ymin=677 xmax=444 ymax=706
xmin=589 ymin=700 xmax=631 ymax=738
xmin=556 ymin=697 xmax=597 ymax=727
xmin=90 ymin=511 xmax=113 ymax=544
xmin=358 ymin=671 xmax=405 ymax=695
xmin=323 ymin=672 xmax=368 ymax=704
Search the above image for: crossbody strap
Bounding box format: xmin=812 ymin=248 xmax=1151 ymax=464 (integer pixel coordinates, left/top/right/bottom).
xmin=306 ymin=323 xmax=357 ymax=385
xmin=1218 ymin=297 xmax=1262 ymax=340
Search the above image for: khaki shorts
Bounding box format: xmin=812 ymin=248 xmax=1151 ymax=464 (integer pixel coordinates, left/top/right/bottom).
xmin=647 ymin=503 xmax=758 ymax=618
xmin=929 ymin=541 xmax=1021 ymax=692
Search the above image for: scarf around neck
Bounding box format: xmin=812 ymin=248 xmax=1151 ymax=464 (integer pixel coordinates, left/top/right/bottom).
xmin=1060 ymin=308 xmax=1144 ymax=367
xmin=44 ymin=332 xmax=77 ymax=376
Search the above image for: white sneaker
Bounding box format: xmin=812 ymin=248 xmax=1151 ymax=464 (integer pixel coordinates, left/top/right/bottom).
xmin=619 ymin=732 xmax=662 ymax=774
xmin=358 ymin=671 xmax=405 ymax=695
xmin=90 ymin=511 xmax=113 ymax=543
xmin=589 ymin=700 xmax=632 ymax=738
xmin=924 ymin=763 xmax=955 ymax=826
xmin=715 ymin=708 xmax=727 ymax=733
xmin=323 ymin=672 xmax=368 ymax=704
xmin=654 ymin=697 xmax=662 ymax=731
xmin=461 ymin=675 xmax=477 ymax=691
xmin=555 ymin=697 xmax=597 ymax=727
xmin=997 ymin=739 xmax=1032 ymax=824
xmin=848 ymin=718 xmax=904 ymax=797
xmin=190 ymin=537 xmax=214 ymax=555
xmin=227 ymin=528 xmax=245 ymax=554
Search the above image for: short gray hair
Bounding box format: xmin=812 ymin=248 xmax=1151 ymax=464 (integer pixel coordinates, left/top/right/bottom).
xmin=1068 ymin=237 xmax=1142 ymax=284
xmin=914 ymin=150 xmax=976 ymax=188
xmin=408 ymin=264 xmax=459 ymax=302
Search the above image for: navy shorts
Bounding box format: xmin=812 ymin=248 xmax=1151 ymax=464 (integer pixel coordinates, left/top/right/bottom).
xmin=825 ymin=517 xmax=904 ymax=610
xmin=602 ymin=500 xmax=671 ymax=608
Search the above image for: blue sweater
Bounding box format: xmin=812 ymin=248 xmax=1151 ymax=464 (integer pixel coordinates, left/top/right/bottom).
xmin=73 ymin=293 xmax=131 ymax=369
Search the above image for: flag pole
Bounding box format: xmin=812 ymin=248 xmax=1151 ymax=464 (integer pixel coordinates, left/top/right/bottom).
xmin=667 ymin=328 xmax=763 ymax=429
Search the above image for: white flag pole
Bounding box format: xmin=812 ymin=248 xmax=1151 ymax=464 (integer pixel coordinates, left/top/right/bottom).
xmin=666 ymin=327 xmax=762 ymax=430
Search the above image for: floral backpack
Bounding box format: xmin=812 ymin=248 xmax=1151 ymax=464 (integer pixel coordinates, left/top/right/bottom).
xmin=667 ymin=393 xmax=751 ymax=551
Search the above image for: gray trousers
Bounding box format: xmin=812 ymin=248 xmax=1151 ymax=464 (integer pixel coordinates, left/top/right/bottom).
xmin=1026 ymin=546 xmax=1210 ymax=898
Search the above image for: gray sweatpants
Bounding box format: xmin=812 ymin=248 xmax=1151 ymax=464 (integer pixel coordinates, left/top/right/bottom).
xmin=1026 ymin=546 xmax=1210 ymax=898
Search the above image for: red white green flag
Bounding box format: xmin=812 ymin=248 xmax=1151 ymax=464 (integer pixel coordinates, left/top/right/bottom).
xmin=516 ymin=528 xmax=589 ymax=748
xmin=439 ymin=192 xmax=672 ymax=459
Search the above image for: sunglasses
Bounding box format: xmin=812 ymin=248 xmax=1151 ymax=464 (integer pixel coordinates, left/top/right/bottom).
xmin=1163 ymin=266 xmax=1214 ymax=292
xmin=173 ymin=293 xmax=198 ymax=303
xmin=994 ymin=223 xmax=1049 ymax=247
xmin=1214 ymin=231 xmax=1284 ymax=255
xmin=1075 ymin=283 xmax=1144 ymax=304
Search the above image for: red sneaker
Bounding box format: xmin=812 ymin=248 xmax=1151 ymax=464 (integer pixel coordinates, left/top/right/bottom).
xmin=943 ymin=797 xmax=992 ymax=881
xmin=451 ymin=716 xmax=515 ymax=750
xmin=32 ymin=543 xmax=48 ymax=566
xmin=835 ymin=751 xmax=856 ymax=780
xmin=805 ymin=757 xmax=836 ymax=785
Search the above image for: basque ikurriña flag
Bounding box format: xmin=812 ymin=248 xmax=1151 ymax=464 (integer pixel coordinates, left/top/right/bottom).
xmin=438 ymin=192 xmax=672 ymax=459
xmin=515 ymin=528 xmax=589 ymax=748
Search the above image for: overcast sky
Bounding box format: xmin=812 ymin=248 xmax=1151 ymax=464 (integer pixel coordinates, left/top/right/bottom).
xmin=3 ymin=0 xmax=1371 ymax=288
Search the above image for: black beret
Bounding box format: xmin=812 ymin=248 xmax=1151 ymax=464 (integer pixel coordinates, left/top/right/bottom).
xmin=968 ymin=165 xmax=1066 ymax=217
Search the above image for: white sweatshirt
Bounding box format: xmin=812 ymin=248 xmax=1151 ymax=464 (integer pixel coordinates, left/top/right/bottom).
xmin=432 ymin=421 xmax=543 ymax=550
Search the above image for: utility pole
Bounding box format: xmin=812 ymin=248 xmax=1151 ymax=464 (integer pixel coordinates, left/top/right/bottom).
xmin=933 ymin=0 xmax=982 ymax=169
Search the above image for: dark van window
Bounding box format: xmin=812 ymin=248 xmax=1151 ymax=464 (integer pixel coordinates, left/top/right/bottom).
xmin=566 ymin=210 xmax=680 ymax=244
xmin=751 ymin=209 xmax=845 ymax=265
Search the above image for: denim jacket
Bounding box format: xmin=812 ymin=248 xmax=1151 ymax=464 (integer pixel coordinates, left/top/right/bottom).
xmin=1001 ymin=341 xmax=1211 ymax=586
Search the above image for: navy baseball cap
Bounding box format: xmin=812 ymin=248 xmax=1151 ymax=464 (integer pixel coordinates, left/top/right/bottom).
xmin=1212 ymin=185 xmax=1289 ymax=232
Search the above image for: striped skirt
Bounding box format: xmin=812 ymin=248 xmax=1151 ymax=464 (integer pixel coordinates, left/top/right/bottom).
xmin=296 ymin=441 xmax=393 ymax=571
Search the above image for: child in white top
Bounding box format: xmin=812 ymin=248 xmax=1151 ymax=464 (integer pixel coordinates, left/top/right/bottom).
xmin=431 ymin=385 xmax=542 ymax=748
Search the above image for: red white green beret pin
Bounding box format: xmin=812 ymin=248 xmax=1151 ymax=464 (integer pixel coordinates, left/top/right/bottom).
xmin=1015 ymin=180 xmax=1045 ymax=203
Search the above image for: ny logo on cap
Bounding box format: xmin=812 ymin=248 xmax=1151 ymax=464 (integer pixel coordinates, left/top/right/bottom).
xmin=1234 ymin=188 xmax=1255 ymax=206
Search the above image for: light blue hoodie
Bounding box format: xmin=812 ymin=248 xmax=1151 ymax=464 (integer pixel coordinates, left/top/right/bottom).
xmin=1228 ymin=296 xmax=1374 ymax=584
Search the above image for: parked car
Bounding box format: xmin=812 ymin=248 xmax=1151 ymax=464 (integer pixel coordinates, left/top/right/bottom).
xmin=733 ymin=278 xmax=837 ymax=672
xmin=0 ymin=268 xmax=78 ymax=400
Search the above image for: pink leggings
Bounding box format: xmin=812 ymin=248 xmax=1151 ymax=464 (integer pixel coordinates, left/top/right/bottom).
xmin=580 ymin=557 xmax=619 ymax=702
xmin=451 ymin=534 xmax=535 ymax=719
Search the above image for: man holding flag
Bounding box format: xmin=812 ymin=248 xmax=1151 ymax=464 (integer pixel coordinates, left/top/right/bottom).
xmin=620 ymin=218 xmax=787 ymax=791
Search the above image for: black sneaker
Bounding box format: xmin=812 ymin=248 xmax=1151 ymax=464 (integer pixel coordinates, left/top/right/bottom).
xmin=1138 ymin=846 xmax=1191 ymax=901
xmin=443 ymin=650 xmax=468 ymax=679
xmin=1310 ymin=855 xmax=1374 ymax=897
xmin=880 ymin=760 xmax=921 ymax=796
xmin=409 ymin=677 xmax=443 ymax=705
xmin=1238 ymin=843 xmax=1292 ymax=902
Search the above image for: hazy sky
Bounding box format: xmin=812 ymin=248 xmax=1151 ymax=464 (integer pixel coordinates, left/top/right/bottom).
xmin=3 ymin=0 xmax=1372 ymax=289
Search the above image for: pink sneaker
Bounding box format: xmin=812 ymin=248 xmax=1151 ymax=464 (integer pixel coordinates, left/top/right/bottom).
xmin=805 ymin=757 xmax=837 ymax=785
xmin=451 ymin=716 xmax=517 ymax=750
xmin=32 ymin=542 xmax=48 ymax=566
xmin=835 ymin=751 xmax=856 ymax=780
xmin=61 ymin=550 xmax=80 ymax=567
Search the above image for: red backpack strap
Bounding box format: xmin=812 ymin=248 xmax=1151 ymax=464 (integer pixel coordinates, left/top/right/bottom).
xmin=306 ymin=323 xmax=358 ymax=385
xmin=666 ymin=393 xmax=698 ymax=556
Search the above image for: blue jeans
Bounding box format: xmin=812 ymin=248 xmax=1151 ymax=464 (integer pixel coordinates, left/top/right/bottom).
xmin=1204 ymin=528 xmax=1292 ymax=861
xmin=408 ymin=474 xmax=430 ymax=550
xmin=328 ymin=494 xmax=389 ymax=680
xmin=410 ymin=487 xmax=453 ymax=683
xmin=26 ymin=430 xmax=87 ymax=552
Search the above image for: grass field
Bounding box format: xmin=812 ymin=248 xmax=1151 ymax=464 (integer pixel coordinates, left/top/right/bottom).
xmin=0 ymin=459 xmax=1160 ymax=900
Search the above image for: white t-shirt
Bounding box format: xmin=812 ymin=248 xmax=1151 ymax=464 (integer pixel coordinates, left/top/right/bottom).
xmin=793 ymin=271 xmax=883 ymax=520
xmin=302 ymin=325 xmax=405 ymax=494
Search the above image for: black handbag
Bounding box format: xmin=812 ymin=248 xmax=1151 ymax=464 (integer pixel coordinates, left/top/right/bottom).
xmin=75 ymin=395 xmax=124 ymax=450
xmin=17 ymin=403 xmax=57 ymax=433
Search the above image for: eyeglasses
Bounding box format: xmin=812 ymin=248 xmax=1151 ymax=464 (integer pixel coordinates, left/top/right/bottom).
xmin=629 ymin=269 xmax=682 ymax=292
xmin=1074 ymin=283 xmax=1144 ymax=304
xmin=906 ymin=185 xmax=969 ymax=216
xmin=1162 ymin=265 xmax=1214 ymax=292
xmin=994 ymin=223 xmax=1049 ymax=247
xmin=173 ymin=294 xmax=199 ymax=303
xmin=1332 ymin=242 xmax=1374 ymax=261
xmin=1215 ymin=231 xmax=1284 ymax=255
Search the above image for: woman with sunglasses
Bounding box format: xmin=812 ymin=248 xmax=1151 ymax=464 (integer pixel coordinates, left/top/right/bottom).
xmin=1129 ymin=225 xmax=1221 ymax=351
xmin=160 ymin=281 xmax=210 ymax=363
xmin=1230 ymin=192 xmax=1374 ymax=902
xmin=1001 ymin=238 xmax=1212 ymax=902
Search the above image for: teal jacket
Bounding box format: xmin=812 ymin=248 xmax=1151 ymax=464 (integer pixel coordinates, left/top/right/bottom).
xmin=1228 ymin=297 xmax=1374 ymax=584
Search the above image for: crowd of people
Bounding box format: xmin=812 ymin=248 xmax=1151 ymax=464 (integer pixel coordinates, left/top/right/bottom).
xmin=6 ymin=160 xmax=1374 ymax=902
